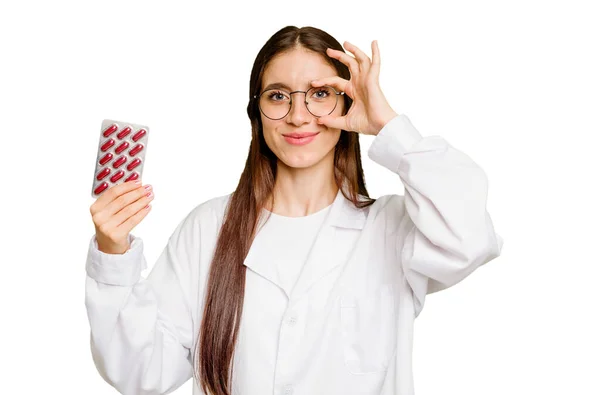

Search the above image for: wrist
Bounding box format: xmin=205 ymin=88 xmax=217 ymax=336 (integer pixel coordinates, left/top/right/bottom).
xmin=374 ymin=110 xmax=398 ymax=135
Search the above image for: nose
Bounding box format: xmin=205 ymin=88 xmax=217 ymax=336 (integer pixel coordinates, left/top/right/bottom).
xmin=287 ymin=92 xmax=312 ymax=125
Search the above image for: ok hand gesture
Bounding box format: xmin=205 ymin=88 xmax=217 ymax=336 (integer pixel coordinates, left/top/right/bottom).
xmin=311 ymin=40 xmax=398 ymax=136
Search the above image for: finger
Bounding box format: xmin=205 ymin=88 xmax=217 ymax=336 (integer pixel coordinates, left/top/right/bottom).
xmin=91 ymin=179 xmax=142 ymax=214
xmin=94 ymin=185 xmax=150 ymax=227
xmin=371 ymin=40 xmax=381 ymax=81
xmin=109 ymin=185 xmax=152 ymax=221
xmin=343 ymin=41 xmax=371 ymax=72
xmin=311 ymin=76 xmax=352 ymax=99
xmin=317 ymin=114 xmax=348 ymax=131
xmin=326 ymin=48 xmax=359 ymax=78
xmin=117 ymin=203 xmax=153 ymax=237
xmin=114 ymin=194 xmax=154 ymax=234
xmin=107 ymin=187 xmax=154 ymax=230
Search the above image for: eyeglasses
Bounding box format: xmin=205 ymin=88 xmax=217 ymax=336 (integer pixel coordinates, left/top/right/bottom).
xmin=253 ymin=85 xmax=344 ymax=120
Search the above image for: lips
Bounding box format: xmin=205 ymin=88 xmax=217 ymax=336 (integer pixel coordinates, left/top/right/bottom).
xmin=282 ymin=132 xmax=320 ymax=139
xmin=282 ymin=132 xmax=319 ymax=146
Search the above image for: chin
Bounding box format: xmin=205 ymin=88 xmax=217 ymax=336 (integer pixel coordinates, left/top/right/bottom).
xmin=281 ymin=157 xmax=320 ymax=169
xmin=280 ymin=149 xmax=332 ymax=169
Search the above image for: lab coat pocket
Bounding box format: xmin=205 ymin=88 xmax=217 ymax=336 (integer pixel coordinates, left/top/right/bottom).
xmin=340 ymin=284 xmax=396 ymax=375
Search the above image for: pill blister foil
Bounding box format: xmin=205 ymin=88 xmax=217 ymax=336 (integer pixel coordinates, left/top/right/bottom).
xmin=91 ymin=119 xmax=149 ymax=198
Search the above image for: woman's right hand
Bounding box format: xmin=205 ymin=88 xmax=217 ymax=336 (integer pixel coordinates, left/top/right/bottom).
xmin=90 ymin=180 xmax=155 ymax=254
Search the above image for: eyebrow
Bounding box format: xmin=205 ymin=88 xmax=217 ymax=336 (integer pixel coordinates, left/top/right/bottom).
xmin=262 ymin=82 xmax=311 ymax=91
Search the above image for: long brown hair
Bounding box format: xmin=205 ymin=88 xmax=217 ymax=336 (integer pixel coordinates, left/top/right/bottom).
xmin=194 ymin=25 xmax=376 ymax=395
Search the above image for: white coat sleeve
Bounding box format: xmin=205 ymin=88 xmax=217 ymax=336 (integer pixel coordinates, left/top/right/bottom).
xmin=85 ymin=212 xmax=197 ymax=395
xmin=367 ymin=114 xmax=504 ymax=317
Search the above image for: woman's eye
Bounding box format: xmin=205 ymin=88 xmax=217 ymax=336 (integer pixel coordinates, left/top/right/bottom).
xmin=268 ymin=91 xmax=289 ymax=101
xmin=313 ymin=89 xmax=330 ymax=99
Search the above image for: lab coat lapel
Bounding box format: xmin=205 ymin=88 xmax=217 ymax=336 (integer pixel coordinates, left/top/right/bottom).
xmin=287 ymin=185 xmax=368 ymax=303
xmin=242 ymin=184 xmax=368 ymax=301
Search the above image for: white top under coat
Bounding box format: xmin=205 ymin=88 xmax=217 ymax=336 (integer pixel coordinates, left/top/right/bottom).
xmin=256 ymin=202 xmax=332 ymax=298
xmin=85 ymin=114 xmax=504 ymax=395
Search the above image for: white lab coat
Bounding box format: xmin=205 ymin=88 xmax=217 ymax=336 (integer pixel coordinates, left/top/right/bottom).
xmin=85 ymin=114 xmax=504 ymax=395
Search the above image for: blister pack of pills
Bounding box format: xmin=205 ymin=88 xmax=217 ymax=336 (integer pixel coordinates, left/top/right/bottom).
xmin=91 ymin=119 xmax=149 ymax=197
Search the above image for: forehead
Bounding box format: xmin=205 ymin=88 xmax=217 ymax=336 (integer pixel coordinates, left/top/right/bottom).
xmin=262 ymin=48 xmax=337 ymax=90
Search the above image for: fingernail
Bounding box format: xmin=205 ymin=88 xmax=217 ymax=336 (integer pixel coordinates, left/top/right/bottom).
xmin=134 ymin=180 xmax=141 ymax=184
xmin=144 ymin=184 xmax=152 ymax=191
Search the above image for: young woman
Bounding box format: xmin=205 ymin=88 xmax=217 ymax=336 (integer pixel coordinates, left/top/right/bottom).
xmin=86 ymin=25 xmax=503 ymax=395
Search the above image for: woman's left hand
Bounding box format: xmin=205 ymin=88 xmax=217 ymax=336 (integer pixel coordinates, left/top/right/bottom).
xmin=311 ymin=40 xmax=398 ymax=136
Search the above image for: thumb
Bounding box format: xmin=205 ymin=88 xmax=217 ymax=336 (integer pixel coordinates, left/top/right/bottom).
xmin=317 ymin=115 xmax=347 ymax=130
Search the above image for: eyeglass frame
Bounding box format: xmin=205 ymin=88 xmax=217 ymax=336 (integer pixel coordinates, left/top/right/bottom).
xmin=253 ymin=85 xmax=345 ymax=120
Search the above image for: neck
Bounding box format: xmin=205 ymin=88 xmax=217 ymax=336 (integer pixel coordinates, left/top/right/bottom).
xmin=266 ymin=159 xmax=338 ymax=217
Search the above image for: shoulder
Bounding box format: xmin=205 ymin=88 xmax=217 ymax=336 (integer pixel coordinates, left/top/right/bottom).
xmin=365 ymin=193 xmax=408 ymax=230
xmin=164 ymin=193 xmax=232 ymax=245
xmin=184 ymin=192 xmax=232 ymax=228
xmin=367 ymin=193 xmax=404 ymax=214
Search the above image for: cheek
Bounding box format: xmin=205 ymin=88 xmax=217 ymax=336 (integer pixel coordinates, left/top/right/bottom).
xmin=322 ymin=129 xmax=341 ymax=148
xmin=261 ymin=122 xmax=278 ymax=150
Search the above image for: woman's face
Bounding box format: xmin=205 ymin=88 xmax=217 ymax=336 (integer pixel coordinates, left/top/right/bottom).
xmin=259 ymin=47 xmax=345 ymax=169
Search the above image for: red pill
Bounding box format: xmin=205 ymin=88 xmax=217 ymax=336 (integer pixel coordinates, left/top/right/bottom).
xmin=115 ymin=141 xmax=130 ymax=154
xmin=99 ymin=152 xmax=113 ymax=165
xmin=110 ymin=170 xmax=125 ymax=182
xmin=94 ymin=182 xmax=109 ymax=195
xmin=132 ymin=129 xmax=147 ymax=142
xmin=96 ymin=167 xmax=111 ymax=181
xmin=117 ymin=126 xmax=132 ymax=139
xmin=113 ymin=155 xmax=127 ymax=168
xmin=102 ymin=124 xmax=118 ymax=137
xmin=126 ymin=157 xmax=142 ymax=171
xmin=124 ymin=172 xmax=139 ymax=182
xmin=101 ymin=138 xmax=115 ymax=152
xmin=128 ymin=143 xmax=144 ymax=156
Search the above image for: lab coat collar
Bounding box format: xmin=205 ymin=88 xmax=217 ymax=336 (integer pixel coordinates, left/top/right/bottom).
xmin=243 ymin=181 xmax=370 ymax=302
xmin=328 ymin=182 xmax=369 ymax=230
